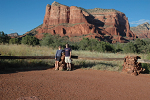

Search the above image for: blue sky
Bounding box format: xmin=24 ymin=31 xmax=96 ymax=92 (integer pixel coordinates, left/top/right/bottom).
xmin=0 ymin=0 xmax=150 ymax=35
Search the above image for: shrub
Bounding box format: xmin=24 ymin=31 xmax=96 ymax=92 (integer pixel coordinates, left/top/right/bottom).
xmin=78 ymin=38 xmax=90 ymax=50
xmin=0 ymin=31 xmax=10 ymax=43
xmin=134 ymin=38 xmax=146 ymax=53
xmin=21 ymin=35 xmax=39 ymax=46
xmin=123 ymin=42 xmax=138 ymax=53
xmin=40 ymin=34 xmax=54 ymax=46
xmin=9 ymin=38 xmax=20 ymax=44
xmin=112 ymin=43 xmax=123 ymax=53
xmin=78 ymin=38 xmax=114 ymax=52
xmin=40 ymin=34 xmax=71 ymax=49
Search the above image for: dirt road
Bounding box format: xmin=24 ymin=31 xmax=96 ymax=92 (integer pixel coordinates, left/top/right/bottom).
xmin=1 ymin=69 xmax=150 ymax=100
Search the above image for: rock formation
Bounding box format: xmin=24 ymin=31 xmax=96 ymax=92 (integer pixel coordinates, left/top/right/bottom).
xmin=8 ymin=33 xmax=19 ymax=37
xmin=122 ymin=56 xmax=145 ymax=76
xmin=26 ymin=1 xmax=137 ymax=43
xmin=130 ymin=22 xmax=150 ymax=38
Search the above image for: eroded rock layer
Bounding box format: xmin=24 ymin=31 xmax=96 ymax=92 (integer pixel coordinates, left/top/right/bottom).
xmin=27 ymin=1 xmax=137 ymax=43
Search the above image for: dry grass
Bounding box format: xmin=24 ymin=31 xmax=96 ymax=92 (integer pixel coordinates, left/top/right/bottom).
xmin=0 ymin=44 xmax=148 ymax=73
xmin=0 ymin=44 xmax=55 ymax=56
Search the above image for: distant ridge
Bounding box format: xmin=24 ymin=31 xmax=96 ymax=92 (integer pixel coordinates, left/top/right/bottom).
xmin=131 ymin=22 xmax=150 ymax=31
xmin=131 ymin=22 xmax=150 ymax=38
xmin=137 ymin=22 xmax=150 ymax=30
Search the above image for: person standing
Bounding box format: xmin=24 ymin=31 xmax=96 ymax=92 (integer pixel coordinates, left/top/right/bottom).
xmin=55 ymin=46 xmax=63 ymax=70
xmin=64 ymin=44 xmax=72 ymax=71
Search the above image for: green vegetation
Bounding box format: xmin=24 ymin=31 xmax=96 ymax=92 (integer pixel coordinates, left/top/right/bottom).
xmin=0 ymin=31 xmax=11 ymax=44
xmin=40 ymin=34 xmax=70 ymax=49
xmin=40 ymin=34 xmax=150 ymax=54
xmin=0 ymin=44 xmax=136 ymax=73
xmin=21 ymin=35 xmax=39 ymax=46
xmin=2 ymin=31 xmax=150 ymax=53
xmin=39 ymin=34 xmax=114 ymax=52
xmin=78 ymin=38 xmax=114 ymax=52
xmin=0 ymin=44 xmax=150 ymax=74
xmin=1 ymin=31 xmax=150 ymax=73
xmin=9 ymin=38 xmax=21 ymax=44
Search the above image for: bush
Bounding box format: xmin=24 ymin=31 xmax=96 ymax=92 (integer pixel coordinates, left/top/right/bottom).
xmin=112 ymin=43 xmax=123 ymax=53
xmin=40 ymin=34 xmax=70 ymax=49
xmin=21 ymin=35 xmax=39 ymax=46
xmin=40 ymin=34 xmax=54 ymax=46
xmin=78 ymin=38 xmax=114 ymax=52
xmin=0 ymin=31 xmax=10 ymax=43
xmin=78 ymin=38 xmax=90 ymax=50
xmin=123 ymin=42 xmax=138 ymax=53
xmin=134 ymin=38 xmax=146 ymax=53
xmin=9 ymin=38 xmax=20 ymax=44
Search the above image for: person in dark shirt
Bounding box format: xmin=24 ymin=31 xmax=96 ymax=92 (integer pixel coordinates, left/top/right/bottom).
xmin=55 ymin=46 xmax=63 ymax=70
xmin=64 ymin=44 xmax=72 ymax=71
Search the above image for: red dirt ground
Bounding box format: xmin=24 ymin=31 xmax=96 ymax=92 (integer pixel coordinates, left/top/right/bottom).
xmin=1 ymin=69 xmax=150 ymax=100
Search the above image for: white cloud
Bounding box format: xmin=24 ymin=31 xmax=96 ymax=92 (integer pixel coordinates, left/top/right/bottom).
xmin=130 ymin=19 xmax=150 ymax=25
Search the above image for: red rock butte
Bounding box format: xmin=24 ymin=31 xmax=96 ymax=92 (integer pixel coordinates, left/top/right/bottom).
xmin=26 ymin=1 xmax=137 ymax=43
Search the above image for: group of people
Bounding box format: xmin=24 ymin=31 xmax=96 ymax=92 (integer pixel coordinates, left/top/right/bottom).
xmin=55 ymin=44 xmax=72 ymax=71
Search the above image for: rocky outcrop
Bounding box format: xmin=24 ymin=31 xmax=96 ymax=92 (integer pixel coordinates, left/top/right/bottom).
xmin=84 ymin=8 xmax=135 ymax=37
xmin=28 ymin=1 xmax=136 ymax=43
xmin=131 ymin=22 xmax=150 ymax=38
xmin=8 ymin=33 xmax=19 ymax=37
xmin=122 ymin=56 xmax=145 ymax=76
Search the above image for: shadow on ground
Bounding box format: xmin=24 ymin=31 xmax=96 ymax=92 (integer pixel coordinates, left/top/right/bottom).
xmin=0 ymin=59 xmax=55 ymax=74
xmin=1 ymin=59 xmax=149 ymax=74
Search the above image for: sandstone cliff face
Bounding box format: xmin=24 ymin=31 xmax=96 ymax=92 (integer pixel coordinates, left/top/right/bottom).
xmin=84 ymin=8 xmax=134 ymax=37
xmin=130 ymin=22 xmax=150 ymax=38
xmin=30 ymin=1 xmax=136 ymax=43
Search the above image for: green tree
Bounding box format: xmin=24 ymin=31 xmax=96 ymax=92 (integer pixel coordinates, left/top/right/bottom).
xmin=79 ymin=38 xmax=90 ymax=50
xmin=78 ymin=38 xmax=114 ymax=52
xmin=9 ymin=38 xmax=20 ymax=44
xmin=40 ymin=34 xmax=69 ymax=49
xmin=40 ymin=34 xmax=54 ymax=46
xmin=0 ymin=31 xmax=10 ymax=43
xmin=96 ymin=41 xmax=113 ymax=52
xmin=123 ymin=42 xmax=138 ymax=53
xmin=112 ymin=43 xmax=123 ymax=53
xmin=21 ymin=35 xmax=39 ymax=46
xmin=134 ymin=38 xmax=146 ymax=53
xmin=87 ymin=39 xmax=99 ymax=51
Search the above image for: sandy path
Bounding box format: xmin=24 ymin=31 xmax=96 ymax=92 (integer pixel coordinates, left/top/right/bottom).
xmin=1 ymin=69 xmax=150 ymax=100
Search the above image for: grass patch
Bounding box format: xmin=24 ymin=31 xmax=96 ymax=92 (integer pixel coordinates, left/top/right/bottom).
xmin=0 ymin=44 xmax=149 ymax=73
xmin=73 ymin=59 xmax=123 ymax=71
